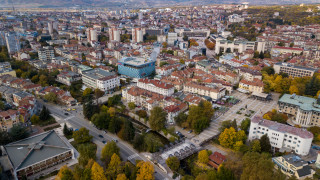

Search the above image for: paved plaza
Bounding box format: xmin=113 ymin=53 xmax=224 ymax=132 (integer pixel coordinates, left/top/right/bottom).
xmin=191 ymin=91 xmax=280 ymax=145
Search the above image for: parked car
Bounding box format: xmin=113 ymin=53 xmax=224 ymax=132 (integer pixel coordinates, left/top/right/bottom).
xmin=102 ymin=140 xmax=107 ymax=144
xmin=113 ymin=139 xmax=118 ymax=143
xmin=64 ymin=113 xmax=69 ymax=116
xmin=188 ymin=130 xmax=193 ymax=134
xmin=98 ymin=135 xmax=103 ymax=138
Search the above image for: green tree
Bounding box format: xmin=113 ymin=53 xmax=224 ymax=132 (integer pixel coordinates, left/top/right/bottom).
xmin=187 ymin=101 xmax=214 ymax=134
xmin=259 ymin=51 xmax=264 ymax=59
xmin=198 ymin=150 xmax=209 ymax=164
xmin=83 ymin=88 xmax=93 ymax=97
xmin=30 ymin=114 xmax=40 ymax=124
xmin=56 ymin=165 xmax=74 ymax=180
xmin=9 ymin=124 xmax=29 ymax=142
xmin=73 ymin=128 xmax=92 ymax=144
xmin=128 ymin=102 xmax=136 ymax=110
xmin=63 ymin=123 xmax=73 ymax=138
xmin=39 ymin=106 xmax=50 ymax=121
xmin=119 ymin=119 xmax=135 ymax=141
xmin=91 ymin=112 xmax=110 ymax=130
xmin=108 ymin=117 xmax=121 ymax=133
xmin=149 ymin=107 xmax=167 ymax=131
xmin=101 ymin=141 xmax=120 ymax=165
xmin=166 ymin=156 xmax=180 ymax=172
xmin=250 ymin=140 xmax=261 ymax=152
xmin=83 ymin=95 xmax=97 ymax=119
xmin=174 ymin=112 xmax=188 ymax=127
xmin=240 ymin=118 xmax=251 ymax=134
xmin=94 ymin=89 xmax=105 ymax=99
xmin=260 ymin=134 xmax=271 ymax=153
xmin=78 ymin=143 xmax=97 ymax=167
xmin=0 ymin=130 xmax=11 ymax=145
xmin=44 ymin=92 xmax=58 ymax=103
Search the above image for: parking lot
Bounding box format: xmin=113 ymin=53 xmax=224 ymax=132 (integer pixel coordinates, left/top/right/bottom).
xmin=191 ymin=91 xmax=280 ymax=145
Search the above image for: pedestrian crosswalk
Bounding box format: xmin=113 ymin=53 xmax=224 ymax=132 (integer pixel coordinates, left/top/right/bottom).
xmin=128 ymin=153 xmax=139 ymax=161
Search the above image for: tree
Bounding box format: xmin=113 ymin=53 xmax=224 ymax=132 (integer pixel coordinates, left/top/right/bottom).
xmin=149 ymin=107 xmax=167 ymax=131
xmin=136 ymin=161 xmax=154 ymax=180
xmin=83 ymin=88 xmax=93 ymax=97
xmin=250 ymin=140 xmax=261 ymax=152
xmin=116 ymin=174 xmax=128 ymax=180
xmin=137 ymin=110 xmax=147 ymax=119
xmin=196 ymin=173 xmax=208 ymax=180
xmin=101 ymin=141 xmax=120 ymax=165
xmin=83 ymin=95 xmax=97 ymax=119
xmin=198 ymin=150 xmax=209 ymax=164
xmin=119 ymin=119 xmax=135 ymax=141
xmin=166 ymin=156 xmax=180 ymax=172
xmin=63 ymin=123 xmax=73 ymax=138
xmin=108 ymin=117 xmax=121 ymax=133
xmin=73 ymin=128 xmax=92 ymax=144
xmin=39 ymin=75 xmax=48 ymax=86
xmin=254 ymin=51 xmax=259 ymax=58
xmin=91 ymin=112 xmax=110 ymax=130
xmin=9 ymin=125 xmax=29 ymax=142
xmin=162 ymin=42 xmax=168 ymax=48
xmin=128 ymin=102 xmax=136 ymax=110
xmin=187 ymin=101 xmax=214 ymax=133
xmin=259 ymin=51 xmax=264 ymax=59
xmin=94 ymin=89 xmax=104 ymax=99
xmin=78 ymin=143 xmax=97 ymax=167
xmin=260 ymin=134 xmax=271 ymax=153
xmin=290 ymin=42 xmax=294 ymax=47
xmin=0 ymin=130 xmax=11 ymax=145
xmin=240 ymin=118 xmax=251 ymax=134
xmin=91 ymin=162 xmax=107 ymax=180
xmin=174 ymin=112 xmax=188 ymax=127
xmin=39 ymin=106 xmax=50 ymax=121
xmin=30 ymin=115 xmax=40 ymax=124
xmin=44 ymin=92 xmax=58 ymax=103
xmin=219 ymin=127 xmax=246 ymax=149
xmin=106 ymin=154 xmax=121 ymax=179
xmin=217 ymin=165 xmax=235 ymax=180
xmin=55 ymin=165 xmax=74 ymax=180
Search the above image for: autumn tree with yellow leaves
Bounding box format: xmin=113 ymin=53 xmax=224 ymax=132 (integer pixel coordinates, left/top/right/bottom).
xmin=136 ymin=161 xmax=155 ymax=180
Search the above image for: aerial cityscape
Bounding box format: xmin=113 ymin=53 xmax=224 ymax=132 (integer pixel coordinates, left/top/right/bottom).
xmin=0 ymin=1 xmax=319 ymax=180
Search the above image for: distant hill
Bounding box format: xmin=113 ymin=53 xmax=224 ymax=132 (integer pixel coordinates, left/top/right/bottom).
xmin=0 ymin=0 xmax=318 ymax=8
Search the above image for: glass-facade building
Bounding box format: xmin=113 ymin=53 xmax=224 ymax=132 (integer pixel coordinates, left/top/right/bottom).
xmin=118 ymin=57 xmax=155 ymax=78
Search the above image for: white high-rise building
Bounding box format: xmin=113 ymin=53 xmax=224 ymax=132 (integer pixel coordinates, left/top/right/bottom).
xmin=167 ymin=32 xmax=177 ymax=45
xmin=86 ymin=28 xmax=98 ymax=42
xmin=109 ymin=27 xmax=120 ymax=42
xmin=38 ymin=46 xmax=55 ymax=61
xmin=132 ymin=28 xmax=143 ymax=43
xmin=249 ymin=116 xmax=313 ymax=156
xmin=48 ymin=21 xmax=58 ymax=35
xmin=5 ymin=32 xmax=20 ymax=54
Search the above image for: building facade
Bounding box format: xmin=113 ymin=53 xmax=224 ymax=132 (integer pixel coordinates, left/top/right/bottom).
xmin=278 ymin=94 xmax=320 ymax=127
xmin=238 ymin=79 xmax=264 ymax=93
xmin=249 ymin=116 xmax=313 ymax=156
xmin=82 ymin=68 xmax=120 ymax=91
xmin=109 ymin=27 xmax=120 ymax=42
xmin=215 ymin=38 xmax=265 ymax=54
xmin=118 ymin=57 xmax=156 ymax=78
xmin=132 ymin=28 xmax=143 ymax=43
xmin=137 ymin=78 xmax=174 ymax=96
xmin=5 ymin=32 xmax=20 ymax=54
xmin=38 ymin=47 xmax=55 ymax=61
xmin=183 ymin=82 xmax=226 ymax=101
xmin=273 ymin=63 xmax=317 ymax=78
xmin=56 ymin=71 xmax=82 ymax=86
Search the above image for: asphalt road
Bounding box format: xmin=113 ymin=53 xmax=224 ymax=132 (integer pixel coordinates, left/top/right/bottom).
xmin=38 ymin=99 xmax=170 ymax=180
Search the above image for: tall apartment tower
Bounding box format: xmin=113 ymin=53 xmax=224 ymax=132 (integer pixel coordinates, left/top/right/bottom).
xmin=5 ymin=32 xmax=20 ymax=54
xmin=109 ymin=27 xmax=120 ymax=42
xmin=86 ymin=28 xmax=97 ymax=42
xmin=48 ymin=21 xmax=58 ymax=35
xmin=132 ymin=28 xmax=143 ymax=43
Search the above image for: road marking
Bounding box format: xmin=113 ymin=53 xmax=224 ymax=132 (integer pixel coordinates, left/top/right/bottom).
xmin=128 ymin=153 xmax=139 ymax=160
xmin=65 ymin=116 xmax=75 ymax=121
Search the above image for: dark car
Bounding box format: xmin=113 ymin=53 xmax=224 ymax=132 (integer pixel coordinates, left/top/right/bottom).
xmin=102 ymin=140 xmax=107 ymax=144
xmin=64 ymin=113 xmax=69 ymax=116
xmin=98 ymin=135 xmax=103 ymax=138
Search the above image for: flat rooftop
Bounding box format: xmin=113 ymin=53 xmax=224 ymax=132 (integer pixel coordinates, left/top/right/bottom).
xmin=120 ymin=57 xmax=155 ymax=67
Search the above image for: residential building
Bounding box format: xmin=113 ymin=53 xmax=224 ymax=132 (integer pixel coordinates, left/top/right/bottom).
xmin=0 ymin=62 xmax=16 ymax=77
xmin=38 ymin=47 xmax=55 ymax=61
xmin=208 ymin=152 xmax=226 ymax=169
xmin=132 ymin=28 xmax=144 ymax=43
xmin=86 ymin=28 xmax=97 ymax=42
xmin=196 ymin=60 xmax=212 ymax=72
xmin=5 ymin=32 xmax=20 ymax=54
xmin=272 ymin=154 xmax=315 ymax=179
xmin=183 ymin=82 xmax=226 ymax=101
xmin=273 ymin=63 xmax=317 ymax=78
xmin=137 ymin=78 xmax=174 ymax=96
xmin=238 ymin=79 xmax=264 ymax=93
xmin=248 ymin=116 xmax=313 ymax=156
xmin=167 ymin=32 xmax=178 ymax=45
xmin=215 ymin=38 xmax=265 ymax=54
xmin=47 ymin=21 xmax=58 ymax=35
xmin=3 ymin=130 xmax=77 ymax=179
xmin=109 ymin=27 xmax=120 ymax=42
xmin=118 ymin=57 xmax=156 ymax=78
xmin=271 ymin=46 xmax=304 ymax=56
xmin=228 ymin=14 xmax=244 ymax=23
xmin=236 ymin=67 xmax=262 ymax=81
xmin=82 ymin=68 xmax=120 ymax=91
xmin=56 ymin=71 xmax=82 ymax=86
xmin=0 ymin=110 xmax=19 ymax=131
xmin=278 ymin=94 xmax=320 ymax=127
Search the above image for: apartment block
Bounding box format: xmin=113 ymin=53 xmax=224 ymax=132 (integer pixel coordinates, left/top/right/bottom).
xmin=183 ymin=82 xmax=226 ymax=101
xmin=38 ymin=46 xmax=55 ymax=61
xmin=137 ymin=78 xmax=174 ymax=96
xmin=56 ymin=71 xmax=82 ymax=86
xmin=249 ymin=116 xmax=313 ymax=156
xmin=273 ymin=62 xmax=317 ymax=78
xmin=215 ymin=38 xmax=265 ymax=54
xmin=238 ymin=79 xmax=264 ymax=93
xmin=82 ymin=68 xmax=120 ymax=91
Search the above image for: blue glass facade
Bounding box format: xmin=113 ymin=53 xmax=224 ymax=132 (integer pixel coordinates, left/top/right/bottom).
xmin=118 ymin=57 xmax=155 ymax=78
